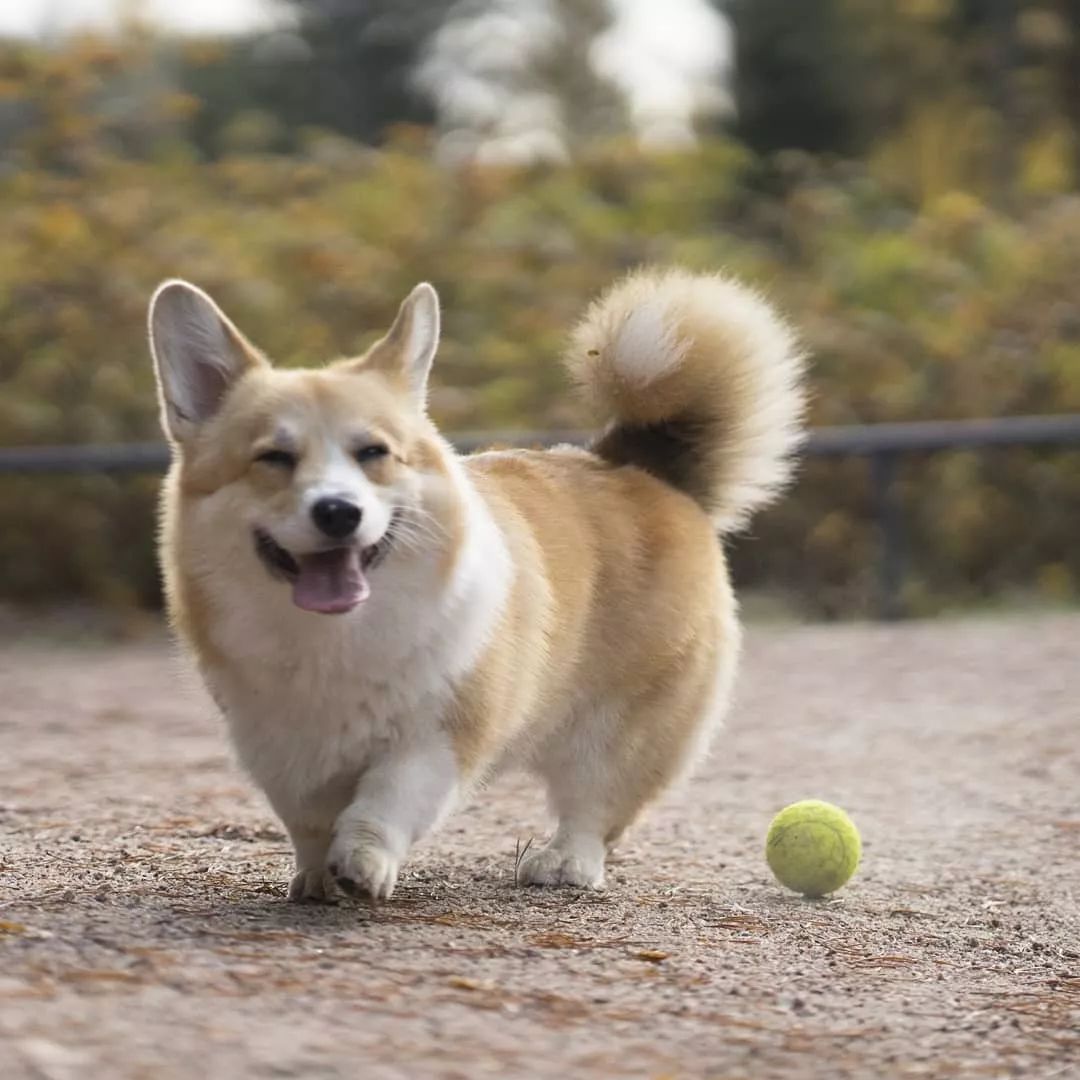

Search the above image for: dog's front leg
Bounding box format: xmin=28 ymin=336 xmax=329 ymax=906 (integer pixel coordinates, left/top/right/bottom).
xmin=326 ymin=732 xmax=459 ymax=901
xmin=283 ymin=820 xmax=336 ymax=902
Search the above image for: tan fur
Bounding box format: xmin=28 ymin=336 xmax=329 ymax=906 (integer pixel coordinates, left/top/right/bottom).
xmin=161 ymin=366 xmax=466 ymax=677
xmin=150 ymin=269 xmax=805 ymax=898
xmin=453 ymin=450 xmax=733 ymax=841
xmin=569 ymin=268 xmax=806 ymax=532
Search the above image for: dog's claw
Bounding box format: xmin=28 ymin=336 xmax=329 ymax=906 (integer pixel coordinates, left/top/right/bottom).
xmin=335 ymin=875 xmax=360 ymax=897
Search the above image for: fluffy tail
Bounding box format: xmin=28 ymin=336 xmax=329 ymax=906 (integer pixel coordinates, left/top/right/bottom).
xmin=566 ymin=269 xmax=807 ymax=533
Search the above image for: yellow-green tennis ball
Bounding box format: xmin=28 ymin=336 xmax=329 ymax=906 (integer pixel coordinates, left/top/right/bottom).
xmin=766 ymin=800 xmax=861 ymax=897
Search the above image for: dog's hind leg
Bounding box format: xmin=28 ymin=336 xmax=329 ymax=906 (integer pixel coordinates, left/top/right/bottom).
xmin=517 ymin=649 xmax=730 ymax=890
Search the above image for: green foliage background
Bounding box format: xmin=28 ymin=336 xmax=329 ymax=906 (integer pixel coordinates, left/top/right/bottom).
xmin=0 ymin=15 xmax=1079 ymax=617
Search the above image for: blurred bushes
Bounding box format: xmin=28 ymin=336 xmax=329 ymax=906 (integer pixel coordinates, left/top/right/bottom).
xmin=1 ymin=33 xmax=1080 ymax=616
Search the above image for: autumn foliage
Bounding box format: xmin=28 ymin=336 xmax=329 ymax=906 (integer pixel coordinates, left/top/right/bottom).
xmin=1 ymin=33 xmax=1078 ymax=615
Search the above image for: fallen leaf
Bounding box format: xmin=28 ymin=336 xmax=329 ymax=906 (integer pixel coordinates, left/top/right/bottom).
xmin=636 ymin=950 xmax=669 ymax=963
xmin=530 ymin=931 xmax=580 ymax=949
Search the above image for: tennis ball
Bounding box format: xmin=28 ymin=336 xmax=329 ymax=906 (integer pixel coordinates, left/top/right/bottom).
xmin=766 ymin=799 xmax=861 ymax=897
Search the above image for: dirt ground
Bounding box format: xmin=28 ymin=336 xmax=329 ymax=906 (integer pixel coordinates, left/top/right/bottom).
xmin=0 ymin=614 xmax=1078 ymax=1080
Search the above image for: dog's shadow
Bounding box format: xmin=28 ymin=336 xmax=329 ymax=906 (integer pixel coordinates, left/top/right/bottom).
xmin=148 ymin=862 xmax=619 ymax=956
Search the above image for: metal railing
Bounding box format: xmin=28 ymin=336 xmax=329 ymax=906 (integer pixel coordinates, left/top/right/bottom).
xmin=3 ymin=413 xmax=1080 ymax=618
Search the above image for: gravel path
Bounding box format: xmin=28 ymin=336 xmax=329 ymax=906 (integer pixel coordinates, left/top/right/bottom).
xmin=1 ymin=616 xmax=1078 ymax=1079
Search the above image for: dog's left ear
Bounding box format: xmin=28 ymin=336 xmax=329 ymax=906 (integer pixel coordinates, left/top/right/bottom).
xmin=362 ymin=283 xmax=440 ymax=409
xmin=148 ymin=279 xmax=267 ymax=444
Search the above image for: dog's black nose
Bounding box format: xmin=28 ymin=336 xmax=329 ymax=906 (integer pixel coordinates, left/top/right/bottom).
xmin=311 ymin=497 xmax=362 ymax=540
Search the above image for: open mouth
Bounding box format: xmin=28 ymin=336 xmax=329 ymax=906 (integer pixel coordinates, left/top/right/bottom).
xmin=253 ymin=516 xmax=397 ymax=616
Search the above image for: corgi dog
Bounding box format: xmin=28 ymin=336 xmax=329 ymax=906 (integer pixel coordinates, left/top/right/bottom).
xmin=148 ymin=269 xmax=804 ymax=900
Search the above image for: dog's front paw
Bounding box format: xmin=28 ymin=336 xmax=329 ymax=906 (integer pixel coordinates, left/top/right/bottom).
xmin=327 ymin=828 xmax=400 ymax=901
xmin=288 ymin=867 xmax=337 ymax=903
xmin=517 ymin=844 xmax=606 ymax=890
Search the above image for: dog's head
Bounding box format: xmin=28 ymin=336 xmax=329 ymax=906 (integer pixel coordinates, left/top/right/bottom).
xmin=149 ymin=280 xmax=458 ymax=615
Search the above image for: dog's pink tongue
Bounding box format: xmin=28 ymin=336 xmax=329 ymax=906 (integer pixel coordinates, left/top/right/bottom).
xmin=292 ymin=548 xmax=369 ymax=614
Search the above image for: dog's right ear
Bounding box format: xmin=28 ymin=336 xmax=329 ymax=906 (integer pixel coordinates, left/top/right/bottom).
xmin=148 ymin=280 xmax=267 ymax=444
xmin=359 ymin=283 xmax=440 ymax=412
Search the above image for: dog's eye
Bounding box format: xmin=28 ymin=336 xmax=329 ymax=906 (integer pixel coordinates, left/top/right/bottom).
xmin=255 ymin=449 xmax=298 ymax=469
xmin=354 ymin=444 xmax=389 ymax=464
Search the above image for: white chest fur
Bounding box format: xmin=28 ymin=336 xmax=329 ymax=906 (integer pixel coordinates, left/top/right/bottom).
xmin=191 ymin=486 xmax=511 ymax=820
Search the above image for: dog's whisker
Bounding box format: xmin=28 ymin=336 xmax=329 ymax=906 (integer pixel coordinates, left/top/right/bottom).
xmin=386 ymin=527 xmax=428 ymax=555
xmin=398 ymin=506 xmax=450 ymax=537
xmin=394 ymin=524 xmax=446 ymax=547
xmin=389 ymin=513 xmax=448 ymax=551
